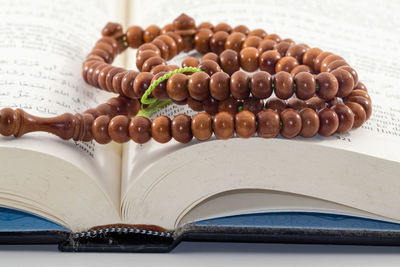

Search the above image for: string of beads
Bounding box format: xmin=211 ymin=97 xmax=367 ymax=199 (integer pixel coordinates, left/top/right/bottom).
xmin=0 ymin=14 xmax=372 ymax=144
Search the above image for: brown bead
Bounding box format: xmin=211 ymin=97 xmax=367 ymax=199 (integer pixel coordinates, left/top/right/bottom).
xmin=151 ymin=116 xmax=171 ymax=143
xmin=201 ymin=52 xmax=219 ymax=63
xmin=326 ymin=59 xmax=348 ymax=72
xmin=121 ymin=71 xmax=139 ymax=98
xmin=243 ymin=36 xmax=262 ymax=49
xmin=225 ymin=32 xmax=246 ymax=54
xmin=259 ymin=50 xmax=281 ymax=74
xmin=327 ymin=97 xmax=339 ymax=108
xmin=136 ymin=50 xmax=159 ymax=70
xmin=151 ymin=38 xmax=169 ymax=60
xmin=96 ymin=103 xmax=117 ymax=117
xmin=338 ymin=66 xmax=359 ymax=86
xmin=136 ymin=43 xmax=161 ymax=57
xmin=287 ymin=98 xmax=307 ymax=111
xmin=188 ymin=72 xmax=210 ymax=101
xmin=249 ymin=29 xmax=267 ymax=38
xmin=316 ymin=72 xmax=338 ymax=100
xmin=320 ymin=55 xmax=344 ymax=72
xmin=161 ymin=23 xmax=174 ymax=34
xmin=167 ymin=73 xmax=189 ymax=101
xmin=242 ymin=97 xmax=264 ymax=114
xmin=182 ymin=36 xmax=194 ymax=52
xmin=275 ymin=56 xmax=299 ymax=73
xmin=230 ymin=71 xmax=250 ymax=100
xmin=173 ymin=13 xmax=196 ymax=31
xmin=355 ymin=81 xmax=367 ymax=91
xmin=82 ymin=61 xmax=100 ymax=83
xmin=171 ymin=114 xmax=192 ymax=143
xmin=235 ymin=110 xmax=256 ymax=138
xmin=273 ymin=42 xmax=291 ymax=58
xmin=219 ymin=49 xmax=239 ymax=75
xmin=299 ymin=108 xmax=320 ymax=137
xmin=232 ymin=25 xmax=249 ymax=35
xmin=218 ymin=97 xmax=241 ymax=115
xmin=105 ymin=67 xmax=124 ymax=92
xmin=213 ymin=111 xmax=234 ymax=139
xmin=306 ymin=96 xmax=326 ymax=111
xmin=286 ymin=44 xmax=308 ymax=63
xmin=290 ymin=65 xmax=312 ymax=76
xmin=92 ymin=115 xmax=112 ymax=144
xmin=198 ymin=22 xmax=214 ymax=31
xmin=96 ymin=36 xmax=119 ymax=54
xmin=258 ymin=39 xmax=276 ymax=54
xmin=187 ymin=96 xmax=204 ymax=112
xmin=155 ymin=35 xmax=178 ymax=60
xmin=128 ymin=116 xmax=151 ymax=144
xmin=265 ymin=98 xmax=287 ymax=114
xmin=331 ymin=68 xmax=354 ymax=98
xmin=302 ymin=48 xmax=323 ymax=70
xmin=210 ymin=31 xmax=229 ymax=55
xmin=314 ymin=51 xmax=333 ymax=72
xmin=101 ymin=22 xmax=123 ymax=39
xmin=345 ymin=96 xmax=372 ymax=120
xmin=143 ymin=25 xmax=160 ymax=43
xmin=331 ymin=104 xmax=354 ymax=134
xmin=202 ymin=97 xmax=219 ymax=115
xmin=214 ymin=23 xmax=232 ymax=33
xmin=112 ymin=70 xmax=129 ymax=95
xmin=108 ymin=115 xmax=131 ymax=143
xmin=151 ymin=72 xmax=169 ymax=100
xmin=90 ymin=63 xmax=108 ymax=87
xmin=280 ymin=108 xmax=302 ymax=138
xmin=142 ymin=56 xmax=166 ymax=72
xmin=150 ymin=65 xmax=171 ymax=75
xmin=345 ymin=102 xmax=366 ymax=129
xmin=194 ymin=29 xmax=213 ymax=54
xmin=318 ymin=108 xmax=339 ymax=136
xmin=250 ymin=71 xmax=272 ymax=99
xmin=126 ymin=26 xmax=144 ymax=48
xmin=198 ymin=59 xmax=222 ymax=76
xmin=274 ymin=71 xmax=294 ymax=100
xmin=294 ymin=72 xmax=316 ymax=100
xmin=210 ymin=72 xmax=230 ymax=101
xmin=256 ymin=109 xmax=280 ymax=138
xmin=165 ymin=32 xmax=184 ymax=53
xmin=106 ymin=96 xmax=140 ymax=117
xmin=97 ymin=65 xmax=114 ymax=91
xmin=191 ymin=112 xmax=212 ymax=141
xmin=240 ymin=47 xmax=260 ymax=72
xmin=94 ymin=42 xmax=114 ymax=56
xmin=264 ymin=34 xmax=281 ymax=43
xmin=133 ymin=72 xmax=154 ymax=97
xmin=347 ymin=89 xmax=371 ymax=102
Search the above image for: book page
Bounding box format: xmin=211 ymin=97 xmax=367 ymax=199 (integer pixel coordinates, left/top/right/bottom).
xmin=0 ymin=0 xmax=127 ymax=211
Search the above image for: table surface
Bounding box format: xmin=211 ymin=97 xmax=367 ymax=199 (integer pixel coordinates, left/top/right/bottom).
xmin=1 ymin=242 xmax=400 ymax=267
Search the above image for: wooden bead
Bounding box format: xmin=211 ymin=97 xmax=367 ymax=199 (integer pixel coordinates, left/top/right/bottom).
xmin=105 ymin=67 xmax=124 ymax=92
xmin=213 ymin=111 xmax=234 ymax=139
xmin=259 ymin=50 xmax=281 ymax=74
xmin=106 ymin=96 xmax=140 ymax=117
xmin=92 ymin=115 xmax=111 ymax=144
xmin=256 ymin=109 xmax=280 ymax=138
xmin=339 ymin=65 xmax=359 ymax=86
xmin=151 ymin=116 xmax=172 ymax=143
xmin=108 ymin=115 xmax=131 ymax=143
xmin=98 ymin=65 xmax=114 ymax=91
xmin=129 ymin=116 xmax=151 ymax=144
xmin=182 ymin=57 xmax=199 ymax=68
xmin=96 ymin=36 xmax=119 ymax=54
xmin=0 ymin=108 xmax=19 ymax=136
xmin=320 ymin=55 xmax=344 ymax=72
xmin=150 ymin=65 xmax=171 ymax=75
xmin=275 ymin=56 xmax=299 ymax=73
xmin=90 ymin=63 xmax=108 ymax=87
xmin=96 ymin=103 xmax=117 ymax=117
xmin=187 ymin=97 xmax=204 ymax=112
xmin=306 ymin=96 xmax=326 ymax=111
xmin=242 ymin=97 xmax=264 ymax=114
xmin=233 ymin=25 xmax=250 ymax=35
xmin=136 ymin=50 xmax=159 ymax=70
xmin=302 ymin=48 xmax=323 ymax=70
xmin=194 ymin=29 xmax=213 ymax=54
xmin=331 ymin=104 xmax=354 ymax=134
xmin=290 ymin=65 xmax=312 ymax=76
xmin=316 ymin=72 xmax=338 ymax=100
xmin=345 ymin=96 xmax=372 ymax=120
xmin=202 ymin=97 xmax=219 ymax=115
xmin=318 ymin=108 xmax=339 ymax=136
xmin=249 ymin=29 xmax=267 ymax=38
xmin=161 ymin=23 xmax=174 ymax=34
xmin=198 ymin=22 xmax=214 ymax=31
xmin=299 ymin=108 xmax=320 ymax=137
xmin=154 ymin=35 xmax=177 ymax=60
xmin=173 ymin=13 xmax=196 ymax=31
xmin=191 ymin=112 xmax=212 ymax=141
xmin=258 ymin=39 xmax=276 ymax=54
xmin=218 ymin=97 xmax=241 ymax=115
xmin=347 ymin=89 xmax=371 ymax=101
xmin=214 ymin=23 xmax=232 ymax=33
xmin=141 ymin=56 xmax=166 ymax=72
xmin=151 ymin=72 xmax=169 ymax=100
xmin=165 ymin=32 xmax=184 ymax=53
xmin=274 ymin=71 xmax=294 ymax=100
xmin=133 ymin=72 xmax=154 ymax=98
xmin=294 ymin=72 xmax=316 ymax=100
xmin=201 ymin=52 xmax=219 ymax=63
xmin=240 ymin=47 xmax=260 ymax=72
xmin=230 ymin=71 xmax=250 ymax=100
xmin=326 ymin=59 xmax=348 ymax=72
xmin=188 ymin=72 xmax=210 ymax=101
xmin=225 ymin=32 xmax=246 ymax=53
xmin=198 ymin=59 xmax=222 ymax=76
xmin=273 ymin=41 xmax=291 ymax=57
xmin=171 ymin=114 xmax=193 ymax=143
xmin=287 ymin=98 xmax=307 ymax=111
xmin=101 ymin=22 xmax=123 ymax=38
xmin=126 ymin=26 xmax=144 ymax=48
xmin=94 ymin=42 xmax=114 ymax=56
xmin=235 ymin=110 xmax=256 ymax=138
xmin=137 ymin=43 xmax=161 ymax=57
xmin=112 ymin=70 xmax=129 ymax=95
xmin=143 ymin=25 xmax=160 ymax=43
xmin=265 ymin=98 xmax=287 ymax=114
xmin=242 ymin=36 xmax=262 ymax=49
xmin=219 ymin=49 xmax=239 ymax=75
xmin=345 ymin=102 xmax=366 ymax=129
xmin=209 ymin=72 xmax=230 ymax=101
xmin=264 ymin=33 xmax=281 ymax=43
xmin=314 ymin=51 xmax=333 ymax=72
xmin=151 ymin=39 xmax=169 ymax=60
xmin=331 ymin=68 xmax=354 ymax=98
xmin=210 ymin=31 xmax=229 ymax=55
xmin=355 ymin=81 xmax=367 ymax=91
xmin=121 ymin=71 xmax=139 ymax=99
xmin=280 ymin=108 xmax=302 ymax=138
xmin=167 ymin=73 xmax=189 ymax=101
xmin=250 ymin=71 xmax=272 ymax=99
xmin=286 ymin=44 xmax=308 ymax=63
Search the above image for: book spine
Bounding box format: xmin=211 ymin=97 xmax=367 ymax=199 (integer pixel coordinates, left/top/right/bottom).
xmin=72 ymin=226 xmax=173 ymax=239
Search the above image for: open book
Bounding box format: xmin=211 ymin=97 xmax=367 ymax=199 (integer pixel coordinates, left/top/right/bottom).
xmin=1 ymin=0 xmax=400 ymax=245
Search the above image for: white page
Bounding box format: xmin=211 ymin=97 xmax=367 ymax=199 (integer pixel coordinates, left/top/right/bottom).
xmin=0 ymin=0 xmax=127 ymax=210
